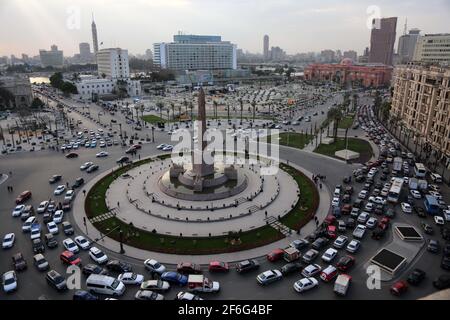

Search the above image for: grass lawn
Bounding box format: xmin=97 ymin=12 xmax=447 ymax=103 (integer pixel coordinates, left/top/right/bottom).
xmin=314 ymin=137 xmax=373 ymax=161
xmin=278 ymin=132 xmax=313 ymax=150
xmin=338 ymin=116 xmax=355 ymax=129
xmin=141 ymin=115 xmax=166 ymax=124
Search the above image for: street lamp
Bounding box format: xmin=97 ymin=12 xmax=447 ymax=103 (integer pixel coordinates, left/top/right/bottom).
xmin=119 ymin=228 xmax=125 ymax=254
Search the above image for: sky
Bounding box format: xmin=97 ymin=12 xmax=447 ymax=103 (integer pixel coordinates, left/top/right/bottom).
xmin=1 ymin=0 xmax=449 ymax=57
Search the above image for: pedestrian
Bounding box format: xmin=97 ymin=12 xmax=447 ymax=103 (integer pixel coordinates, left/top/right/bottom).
xmin=319 ymin=183 xmax=322 ymax=190
xmin=117 ymin=201 xmax=120 ymax=207
xmin=66 ymin=181 xmax=69 ymax=188
xmin=83 ymin=189 xmax=86 ymax=196
xmin=10 ymin=185 xmax=13 ymax=192
xmin=9 ymin=171 xmax=12 ymax=176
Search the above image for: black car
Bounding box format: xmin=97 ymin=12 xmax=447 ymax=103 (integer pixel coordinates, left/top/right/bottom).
xmin=441 ymin=228 xmax=450 ymax=241
xmin=441 ymin=256 xmax=450 ymax=270
xmin=374 ymin=204 xmax=384 ymax=215
xmin=12 ymin=253 xmax=27 ymax=271
xmin=62 ymin=222 xmax=74 ymax=236
xmin=45 ymin=233 xmax=58 ymax=249
xmin=116 ymin=156 xmax=130 ymax=164
xmin=281 ymin=262 xmax=304 ymax=276
xmin=72 ymin=177 xmax=84 ymax=189
xmin=87 ymin=165 xmax=99 ymax=173
xmin=336 ymin=255 xmax=355 ymax=272
xmin=346 ymin=218 xmax=356 ymax=229
xmin=433 ymin=274 xmax=450 ymax=290
xmin=236 ymin=259 xmax=259 ymax=273
xmin=82 ymin=264 xmax=109 ymax=276
xmin=416 ymin=207 xmax=426 ymax=218
xmin=407 ymin=269 xmax=426 ymax=285
xmin=343 ymin=176 xmax=352 ymax=184
xmin=344 ymin=186 xmax=354 ymax=195
xmin=427 ymin=239 xmax=440 ymax=253
xmin=43 ymin=213 xmax=53 ymax=224
xmin=46 ymin=270 xmax=67 ymax=291
xmin=32 ymin=238 xmax=45 ymax=254
xmin=73 ymin=290 xmax=99 ymax=300
xmin=371 ymin=229 xmax=385 ymax=240
xmin=312 ymin=237 xmax=328 ymax=250
xmin=353 ymin=199 xmax=364 ymax=209
xmin=49 ymin=175 xmax=62 ymax=184
xmin=106 ymin=260 xmax=132 ymax=273
xmin=421 ymin=223 xmax=433 ymax=235
xmin=355 ymin=175 xmax=365 ymax=183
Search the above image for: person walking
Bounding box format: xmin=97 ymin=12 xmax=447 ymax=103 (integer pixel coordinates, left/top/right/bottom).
xmin=319 ymin=183 xmax=322 ymax=190
xmin=117 ymin=201 xmax=120 ymax=208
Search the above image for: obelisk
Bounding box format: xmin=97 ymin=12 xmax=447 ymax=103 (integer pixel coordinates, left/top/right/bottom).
xmin=192 ymin=87 xmax=215 ymax=177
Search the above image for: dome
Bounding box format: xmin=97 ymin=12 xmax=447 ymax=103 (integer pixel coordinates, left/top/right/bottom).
xmin=340 ymin=58 xmax=353 ymax=66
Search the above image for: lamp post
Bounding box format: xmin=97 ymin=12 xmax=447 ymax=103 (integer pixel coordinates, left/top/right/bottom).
xmin=119 ymin=228 xmax=125 ymax=254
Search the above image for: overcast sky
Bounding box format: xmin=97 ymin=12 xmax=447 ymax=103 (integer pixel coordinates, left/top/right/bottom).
xmin=1 ymin=0 xmax=449 ymax=57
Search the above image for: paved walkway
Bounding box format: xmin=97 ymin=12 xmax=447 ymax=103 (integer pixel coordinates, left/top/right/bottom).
xmin=72 ymin=155 xmax=331 ymax=264
xmin=0 ymin=174 xmax=8 ymax=185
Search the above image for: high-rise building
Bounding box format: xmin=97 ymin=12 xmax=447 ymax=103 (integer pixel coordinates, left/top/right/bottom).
xmin=320 ymin=50 xmax=335 ymax=63
xmin=263 ymin=35 xmax=269 ymax=60
xmin=413 ymin=33 xmax=450 ymax=65
xmin=79 ymin=42 xmax=92 ymax=63
xmin=153 ymin=34 xmax=237 ymax=71
xmin=397 ymin=28 xmax=421 ymax=64
xmin=91 ymin=14 xmax=99 ymax=54
xmin=270 ymin=46 xmax=286 ymax=61
xmin=343 ymin=50 xmax=358 ymax=62
xmin=97 ymin=48 xmax=130 ymax=79
xmin=369 ymin=17 xmax=397 ymax=65
xmin=39 ymin=45 xmax=64 ymax=68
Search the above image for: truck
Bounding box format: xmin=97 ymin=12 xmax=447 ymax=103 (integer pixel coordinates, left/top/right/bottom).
xmin=408 ymin=178 xmax=428 ymax=191
xmin=187 ymin=275 xmax=220 ymax=293
xmin=334 ymin=274 xmax=352 ymax=296
xmin=352 ymin=224 xmax=366 ymax=239
xmin=393 ymin=157 xmax=403 ymax=173
xmin=283 ymin=247 xmax=300 ymax=262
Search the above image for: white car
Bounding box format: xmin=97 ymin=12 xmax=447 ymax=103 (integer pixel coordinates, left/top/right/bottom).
xmin=429 ymin=191 xmax=443 ymax=200
xmin=143 ymin=259 xmax=166 ymax=274
xmin=53 ymin=210 xmax=64 ymax=224
xmin=403 ymin=177 xmax=409 ymax=185
xmin=357 ymin=212 xmax=370 ymax=223
xmin=22 ymin=216 xmax=37 ymax=232
xmin=434 ymin=215 xmax=445 ymax=226
xmin=47 ymin=222 xmax=59 ymax=235
xmin=96 ymin=151 xmax=109 ymax=158
xmin=293 ymin=277 xmax=319 ymax=293
xmin=366 ymin=217 xmax=378 ymax=229
xmin=74 ymin=236 xmax=91 ymax=250
xmin=54 ymin=185 xmax=66 ymax=195
xmin=301 ymin=264 xmax=322 ymax=277
xmin=321 ymin=248 xmax=338 ymax=262
xmin=63 ymin=238 xmax=79 ymax=253
xmin=30 ymin=227 xmax=41 ymax=240
xmin=156 ymin=144 xmax=167 ymax=150
xmin=346 ymin=239 xmax=361 ymax=253
xmin=36 ymin=201 xmax=49 ymax=214
xmin=444 ymin=210 xmax=450 ymax=222
xmin=410 ymin=190 xmax=422 ymax=199
xmin=175 ymin=291 xmax=203 ymax=300
xmin=358 ymin=190 xmax=368 ymax=199
xmin=331 ymin=197 xmax=340 ymax=207
xmin=256 ymin=269 xmax=283 ymax=285
xmin=162 ymin=145 xmax=173 ymax=151
xmin=401 ymin=202 xmax=412 ymax=214
xmin=89 ymin=246 xmax=108 ymax=264
xmin=333 ymin=235 xmax=348 ymax=249
xmin=12 ymin=205 xmax=25 ymax=217
xmin=2 ymin=233 xmax=15 ymax=249
xmin=64 ymin=190 xmax=75 ymax=202
xmin=369 ymin=196 xmax=386 ymax=205
xmin=80 ymin=162 xmax=93 ymax=170
xmin=118 ymin=272 xmax=144 ymax=285
xmin=2 ymin=271 xmax=17 ymax=293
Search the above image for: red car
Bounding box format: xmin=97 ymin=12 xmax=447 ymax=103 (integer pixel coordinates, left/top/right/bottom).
xmin=341 ymin=204 xmax=352 ymax=215
xmin=327 ymin=225 xmax=337 ymax=239
xmin=208 ymin=261 xmax=229 ymax=272
xmin=60 ymin=251 xmax=81 ymax=266
xmin=266 ymin=248 xmax=284 ymax=262
xmin=16 ymin=190 xmax=32 ymax=204
xmin=324 ymin=214 xmax=336 ymax=226
xmin=336 ymin=255 xmax=355 ymax=272
xmin=176 ymin=262 xmax=202 ymax=274
xmin=132 ymin=144 xmax=142 ymax=150
xmin=378 ymin=217 xmax=391 ymax=230
xmin=390 ymin=280 xmax=408 ymax=296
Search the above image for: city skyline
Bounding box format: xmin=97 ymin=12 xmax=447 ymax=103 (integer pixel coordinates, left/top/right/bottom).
xmin=1 ymin=0 xmax=449 ymax=57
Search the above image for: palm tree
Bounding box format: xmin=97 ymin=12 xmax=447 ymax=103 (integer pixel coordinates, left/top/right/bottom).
xmin=251 ymin=101 xmax=256 ymax=123
xmin=156 ymin=101 xmax=164 ymax=120
xmin=327 ymin=107 xmax=343 ymax=143
xmin=189 ymin=101 xmax=194 ymax=121
xmin=213 ymin=100 xmax=218 ymax=121
xmin=239 ymin=98 xmax=243 ymax=124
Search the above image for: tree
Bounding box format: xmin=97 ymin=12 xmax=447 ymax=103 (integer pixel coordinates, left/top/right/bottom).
xmin=50 ymin=72 xmax=64 ymax=89
xmin=31 ymin=97 xmax=44 ymax=109
xmin=60 ymin=82 xmax=78 ymax=95
xmin=0 ymin=81 xmax=15 ymax=110
xmin=327 ymin=107 xmax=343 ymax=142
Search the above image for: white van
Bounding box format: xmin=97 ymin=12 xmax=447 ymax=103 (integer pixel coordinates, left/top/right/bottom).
xmin=430 ymin=173 xmax=443 ymax=183
xmin=22 ymin=216 xmax=37 ymax=232
xmin=334 ymin=274 xmax=351 ymax=296
xmin=86 ymin=274 xmax=126 ymax=296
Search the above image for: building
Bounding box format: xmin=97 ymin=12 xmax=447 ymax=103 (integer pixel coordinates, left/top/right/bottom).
xmin=343 ymin=50 xmax=358 ymax=62
xmin=320 ymin=50 xmax=336 ymax=63
xmin=0 ymin=76 xmax=33 ymax=108
xmin=390 ymin=64 xmax=450 ymax=160
xmin=153 ymin=34 xmax=237 ymax=71
xmin=304 ymin=58 xmax=393 ymax=88
xmin=97 ymin=48 xmax=130 ymax=79
xmin=78 ymin=42 xmax=94 ymax=64
xmin=73 ymin=76 xmax=115 ymax=101
xmin=413 ymin=33 xmax=450 ymax=65
xmin=369 ymin=17 xmax=397 ymax=65
xmin=263 ymin=35 xmax=270 ymax=61
xmin=92 ymin=15 xmax=99 ymax=54
xmin=39 ymin=45 xmax=64 ymax=68
xmin=270 ymin=46 xmax=286 ymax=61
xmin=397 ymin=29 xmax=421 ymax=64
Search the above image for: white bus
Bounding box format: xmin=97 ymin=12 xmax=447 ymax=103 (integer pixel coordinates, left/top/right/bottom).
xmin=414 ymin=163 xmax=427 ymax=178
xmin=387 ymin=177 xmax=404 ymax=203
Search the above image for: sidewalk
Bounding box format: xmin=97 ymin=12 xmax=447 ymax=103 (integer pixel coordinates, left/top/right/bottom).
xmin=0 ymin=173 xmax=8 ymax=185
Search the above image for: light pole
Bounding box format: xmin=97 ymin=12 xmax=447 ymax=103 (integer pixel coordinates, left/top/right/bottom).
xmin=119 ymin=229 xmax=125 ymax=254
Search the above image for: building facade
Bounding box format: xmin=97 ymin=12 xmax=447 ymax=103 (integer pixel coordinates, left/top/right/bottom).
xmin=263 ymin=35 xmax=269 ymax=61
xmin=97 ymin=48 xmax=130 ymax=79
xmin=413 ymin=33 xmax=450 ymax=65
xmin=153 ymin=34 xmax=237 ymax=71
xmin=397 ymin=29 xmax=421 ymax=64
xmin=304 ymin=58 xmax=393 ymax=88
xmin=73 ymin=77 xmax=115 ymax=100
xmin=390 ymin=64 xmax=450 ymax=159
xmin=39 ymin=45 xmax=64 ymax=68
xmin=369 ymin=17 xmax=397 ymax=65
xmin=0 ymin=76 xmax=33 ymax=108
xmin=343 ymin=50 xmax=358 ymax=62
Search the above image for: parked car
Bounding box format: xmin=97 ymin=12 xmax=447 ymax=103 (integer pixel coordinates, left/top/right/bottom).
xmin=236 ymin=259 xmax=259 ymax=273
xmin=176 ymin=262 xmax=202 ymax=274
xmin=256 ymin=269 xmax=283 ymax=285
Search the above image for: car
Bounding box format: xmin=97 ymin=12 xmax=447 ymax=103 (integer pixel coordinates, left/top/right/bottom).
xmin=60 ymin=250 xmax=82 ymax=266
xmin=357 ymin=212 xmax=370 ymax=224
xmin=175 ymin=291 xmax=203 ymax=300
xmin=421 ymin=222 xmax=434 ymax=235
xmin=256 ymin=269 xmax=283 ymax=285
xmin=46 ymin=270 xmax=67 ymax=291
xmin=135 ymin=290 xmax=164 ymax=300
xmin=430 ymin=173 xmax=443 ymax=183
xmin=53 ymin=210 xmax=64 ymax=224
xmin=2 ymin=271 xmax=18 ymax=293
xmin=54 ymin=185 xmax=66 ymax=195
xmin=143 ymin=259 xmax=166 ymax=274
xmin=2 ymin=233 xmax=15 ymax=249
xmin=125 ymin=147 xmax=137 ymax=154
xmin=47 ymin=201 xmax=57 ymax=213
xmin=72 ymin=177 xmax=85 ymax=189
xmin=33 ymin=253 xmax=49 ymax=271
xmin=89 ymin=247 xmax=108 ymax=264
xmin=369 ymin=196 xmax=386 ymax=205
xmin=331 ymin=197 xmax=340 ymax=207
xmin=160 ymin=272 xmax=188 ymax=286
xmin=45 ymin=233 xmax=58 ymax=249
xmin=49 ymin=175 xmax=62 ymax=184
xmin=301 ymin=264 xmax=322 ymax=277
xmin=333 ymin=235 xmax=348 ymax=249
xmin=106 ymin=260 xmax=132 ymax=273
xmin=12 ymin=205 xmax=25 ymax=217
xmin=96 ymin=151 xmax=109 ymax=158
xmin=47 ymin=222 xmax=58 ymax=235
xmin=290 ymin=239 xmax=309 ymax=250
xmin=73 ymin=235 xmax=90 ymax=250
xmin=301 ymin=248 xmax=319 ymax=263
xmin=176 ymin=262 xmax=202 ymax=274
xmin=118 ymin=272 xmax=144 ymax=285
xmin=266 ymin=248 xmax=284 ymax=262
xmin=366 ymin=217 xmax=378 ymax=229
xmin=140 ymin=279 xmax=170 ymax=291
xmin=116 ymin=156 xmax=130 ymax=164
xmin=66 ymin=152 xmax=78 ymax=158
xmin=80 ymin=162 xmax=93 ymax=170
xmin=358 ymin=190 xmax=368 ymax=199
xmin=82 ymin=264 xmax=109 ymax=276
xmin=73 ymin=290 xmax=99 ymax=300
xmin=293 ymin=277 xmax=319 ymax=293
xmin=434 ymin=215 xmax=445 ymax=226
xmin=346 ymin=218 xmax=356 ymax=229
xmin=62 ymin=221 xmax=74 ymax=235
xmin=407 ymin=269 xmax=426 ymax=286
xmin=16 ymin=190 xmax=32 ymax=204
xmin=87 ymin=164 xmax=99 ymax=173
xmin=401 ymin=202 xmax=412 ymax=214
xmin=12 ymin=252 xmax=27 ymax=271
xmin=64 ymin=190 xmax=75 ymax=202
xmin=322 ymin=248 xmax=338 ymax=262
xmin=30 ymin=224 xmax=41 ymax=240
xmin=236 ymin=259 xmax=260 ymax=273
xmin=162 ymin=145 xmax=173 ymax=151
xmin=346 ymin=239 xmax=361 ymax=253
xmin=410 ymin=190 xmax=422 ymax=199
xmin=208 ymin=261 xmax=229 ymax=272
xmin=312 ymin=237 xmax=328 ymax=250
xmin=281 ymin=262 xmax=304 ymax=275
xmin=390 ymin=280 xmax=408 ymax=296
xmin=427 ymin=239 xmax=440 ymax=253
xmin=36 ymin=201 xmax=49 ymax=214
xmin=63 ymin=238 xmax=79 ymax=253
xmin=433 ymin=274 xmax=450 ymax=290
xmin=441 ymin=256 xmax=450 ymax=270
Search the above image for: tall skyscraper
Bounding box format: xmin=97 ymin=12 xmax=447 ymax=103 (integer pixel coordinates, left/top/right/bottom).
xmin=369 ymin=17 xmax=397 ymax=65
xmin=91 ymin=14 xmax=99 ymax=54
xmin=397 ymin=28 xmax=420 ymax=64
xmin=263 ymin=35 xmax=269 ymax=60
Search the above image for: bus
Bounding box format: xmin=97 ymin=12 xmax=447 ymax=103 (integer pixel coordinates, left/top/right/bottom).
xmin=414 ymin=163 xmax=427 ymax=178
xmin=387 ymin=177 xmax=404 ymax=203
xmin=424 ymin=195 xmax=440 ymax=215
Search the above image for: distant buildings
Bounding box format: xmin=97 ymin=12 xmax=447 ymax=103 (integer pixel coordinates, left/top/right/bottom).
xmin=413 ymin=33 xmax=450 ymax=65
xmin=153 ymin=34 xmax=237 ymax=71
xmin=0 ymin=76 xmax=33 ymax=109
xmin=369 ymin=17 xmax=397 ymax=65
xmin=97 ymin=48 xmax=130 ymax=79
xmin=320 ymin=50 xmax=336 ymax=63
xmin=39 ymin=45 xmax=63 ymax=68
xmin=270 ymin=46 xmax=286 ymax=61
xmin=397 ymin=29 xmax=421 ymax=64
xmin=304 ymin=58 xmax=392 ymax=88
xmin=263 ymin=35 xmax=270 ymax=61
xmin=343 ymin=50 xmax=358 ymax=62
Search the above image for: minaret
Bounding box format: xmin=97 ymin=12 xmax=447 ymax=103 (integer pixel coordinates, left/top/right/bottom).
xmin=91 ymin=13 xmax=99 ymax=54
